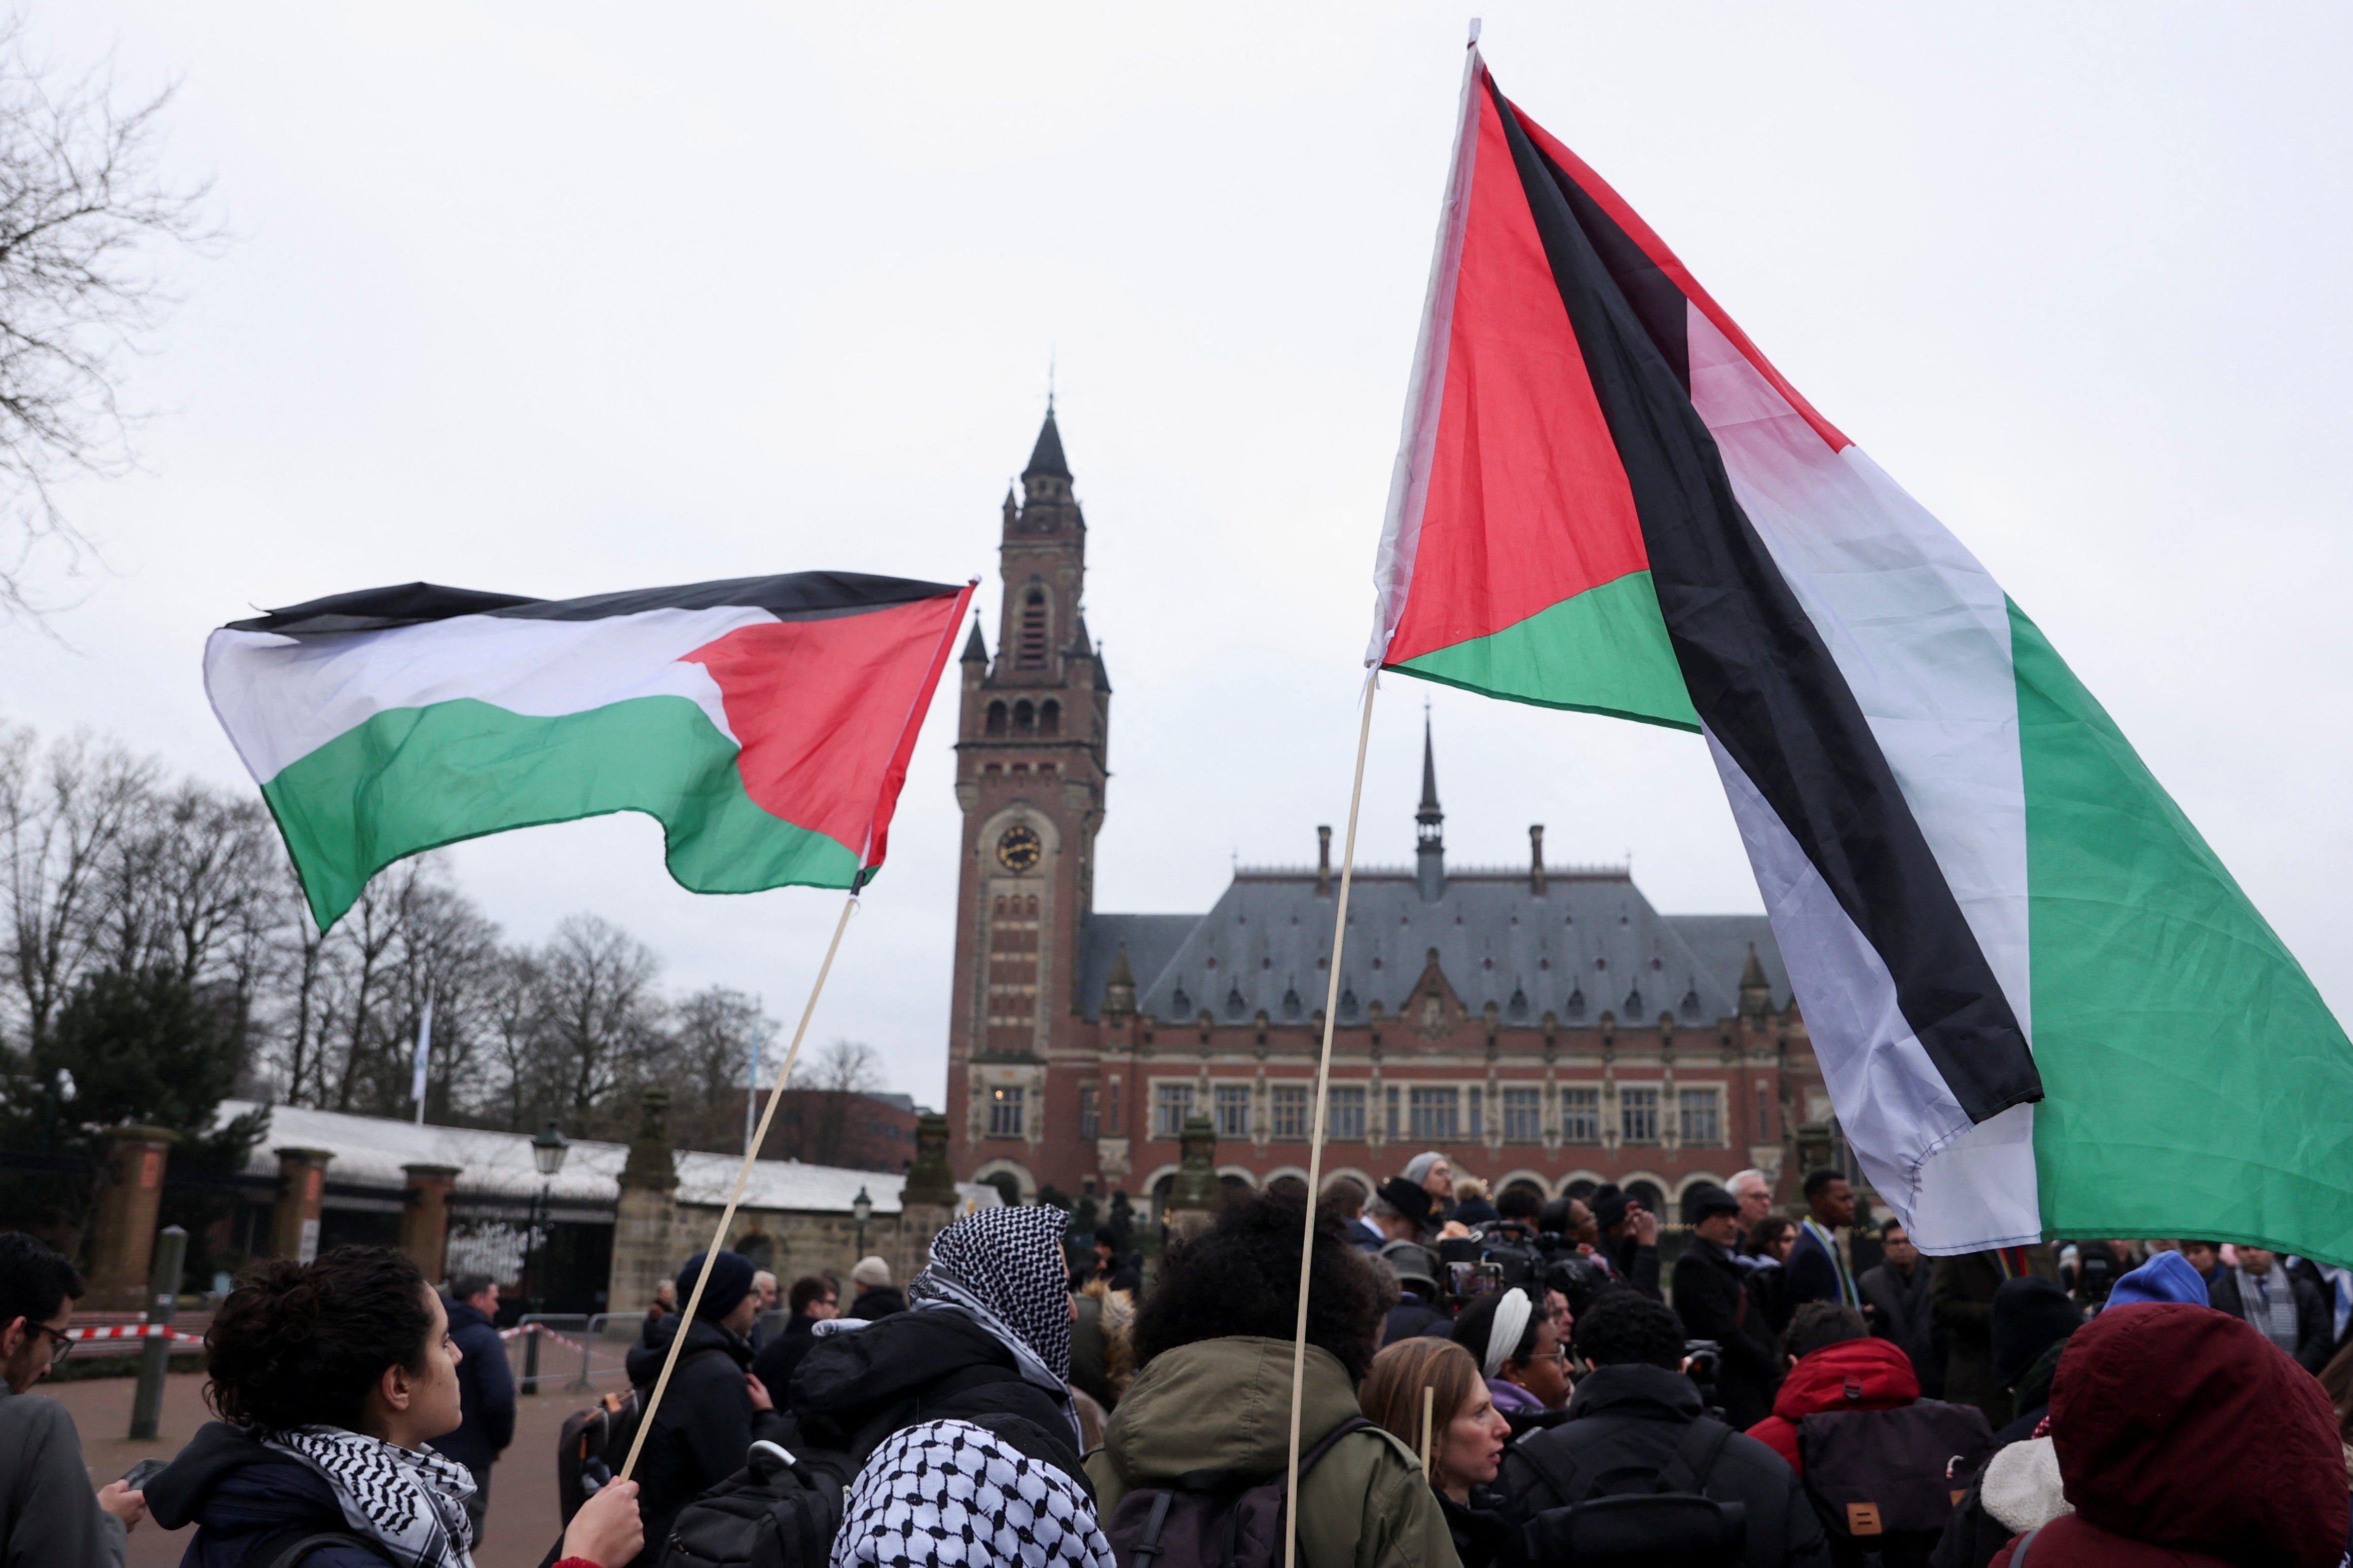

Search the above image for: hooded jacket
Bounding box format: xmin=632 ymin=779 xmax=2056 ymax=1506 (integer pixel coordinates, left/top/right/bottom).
xmin=1085 ymin=1336 xmax=1459 ymax=1568
xmin=1987 ymin=1302 xmax=2350 ymax=1568
xmin=141 ymin=1422 xmax=386 ymax=1568
xmin=1745 ymin=1334 xmax=1919 ymax=1476
xmin=1494 ymin=1362 xmax=1831 ymax=1568
xmin=621 ymin=1312 xmax=783 ymax=1568
xmin=434 ymin=1295 xmax=513 ymax=1472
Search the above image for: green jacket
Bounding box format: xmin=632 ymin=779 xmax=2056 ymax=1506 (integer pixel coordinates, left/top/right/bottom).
xmin=1086 ymin=1336 xmax=1460 ymax=1568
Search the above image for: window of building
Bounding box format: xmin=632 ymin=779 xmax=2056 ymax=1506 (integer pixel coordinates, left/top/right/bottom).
xmin=1466 ymin=1087 xmax=1483 ymax=1138
xmin=1013 ymin=699 xmax=1035 ymax=734
xmin=1756 ymin=1084 xmax=1773 ymax=1141
xmin=1018 ymin=590 xmax=1048 ymax=666
xmin=1327 ymin=1087 xmax=1366 ymax=1141
xmin=1108 ymin=1079 xmax=1120 ymax=1131
xmin=1039 ymin=699 xmax=1061 ymax=737
xmin=1621 ymin=1087 xmax=1660 ymax=1144
xmin=1679 ymin=1087 xmax=1721 ymax=1146
xmin=1214 ymin=1084 xmax=1252 ymax=1139
xmin=1409 ymin=1087 xmax=1458 ymax=1141
xmin=984 ymin=701 xmax=1007 ymax=736
xmin=1271 ymin=1084 xmax=1309 ymax=1140
xmin=985 ymin=893 xmax=1041 ymax=1054
xmin=1079 ymin=1084 xmax=1099 ymax=1139
xmin=1155 ymin=1083 xmax=1194 ymax=1139
xmin=1562 ymin=1088 xmax=1600 ymax=1144
xmin=1385 ymin=1085 xmax=1400 ymax=1138
xmin=1503 ymin=1088 xmax=1540 ymax=1142
xmin=986 ymin=1085 xmax=1025 ymax=1138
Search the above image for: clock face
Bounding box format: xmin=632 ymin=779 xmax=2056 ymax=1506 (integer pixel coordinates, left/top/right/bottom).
xmin=995 ymin=824 xmax=1043 ymax=873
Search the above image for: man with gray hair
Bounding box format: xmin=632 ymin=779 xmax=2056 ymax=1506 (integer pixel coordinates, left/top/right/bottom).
xmin=1727 ymin=1169 xmax=1776 ymax=1257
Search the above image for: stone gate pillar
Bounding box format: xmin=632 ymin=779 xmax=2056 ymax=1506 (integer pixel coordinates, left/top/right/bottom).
xmin=400 ymin=1164 xmax=462 ymax=1284
xmin=87 ymin=1126 xmax=175 ymax=1311
xmin=607 ymin=1087 xmax=681 ymax=1316
xmin=895 ymin=1111 xmax=960 ymax=1281
xmin=272 ymin=1148 xmax=335 ymax=1263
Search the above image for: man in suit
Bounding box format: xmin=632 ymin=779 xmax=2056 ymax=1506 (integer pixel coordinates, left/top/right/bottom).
xmin=1781 ymin=1169 xmax=1859 ymax=1313
xmin=1856 ymin=1218 xmax=1937 ymax=1394
xmin=2209 ymin=1246 xmax=2333 ymax=1371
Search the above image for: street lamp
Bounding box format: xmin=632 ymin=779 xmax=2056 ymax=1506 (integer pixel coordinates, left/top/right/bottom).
xmin=522 ymin=1120 xmax=569 ymax=1394
xmin=852 ymin=1185 xmax=872 ymax=1260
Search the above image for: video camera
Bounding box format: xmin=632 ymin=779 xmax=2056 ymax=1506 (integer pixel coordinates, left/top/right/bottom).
xmin=1435 ymin=1221 xmax=1545 ymax=1308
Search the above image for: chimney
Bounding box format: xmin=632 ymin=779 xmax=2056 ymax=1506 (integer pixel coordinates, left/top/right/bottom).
xmin=1316 ymin=825 xmax=1333 ymax=895
xmin=1530 ymin=824 xmax=1547 ymax=897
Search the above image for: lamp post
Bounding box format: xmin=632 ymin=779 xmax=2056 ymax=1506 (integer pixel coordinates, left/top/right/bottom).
xmin=521 ymin=1119 xmax=569 ymax=1394
xmin=852 ymin=1185 xmax=872 ymax=1262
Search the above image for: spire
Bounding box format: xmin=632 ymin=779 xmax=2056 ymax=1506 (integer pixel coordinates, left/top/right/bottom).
xmin=960 ymin=614 xmax=987 ymax=664
xmin=1023 ymin=401 xmax=1071 ymax=480
xmin=1739 ymin=943 xmax=1773 ymax=1024
xmin=1104 ymin=944 xmax=1136 ymax=1018
xmin=1415 ymin=707 xmax=1444 ymax=901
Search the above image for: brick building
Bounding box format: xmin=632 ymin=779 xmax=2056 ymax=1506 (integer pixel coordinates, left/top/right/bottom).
xmin=945 ymin=409 xmax=1833 ymax=1219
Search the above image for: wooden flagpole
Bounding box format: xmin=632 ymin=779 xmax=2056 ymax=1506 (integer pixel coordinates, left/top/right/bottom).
xmin=1281 ymin=674 xmax=1380 ymax=1568
xmin=620 ymin=890 xmax=861 ymax=1480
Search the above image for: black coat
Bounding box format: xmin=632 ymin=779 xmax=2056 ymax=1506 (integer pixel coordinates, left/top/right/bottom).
xmin=436 ymin=1296 xmax=515 ymax=1471
xmin=783 ymin=1305 xmax=1087 ymax=1491
xmin=750 ymin=1313 xmax=823 ymax=1410
xmin=1858 ymin=1259 xmax=1937 ymax=1392
xmin=1670 ymin=1235 xmax=1780 ymax=1430
xmin=142 ymin=1422 xmax=389 ymax=1568
xmin=621 ymin=1314 xmax=784 ymax=1568
xmin=1606 ymin=1233 xmax=1664 ymax=1301
xmin=847 ymin=1284 xmax=908 ymax=1320
xmin=2208 ymin=1267 xmax=2334 ymax=1372
xmin=1493 ymin=1363 xmax=1831 ymax=1568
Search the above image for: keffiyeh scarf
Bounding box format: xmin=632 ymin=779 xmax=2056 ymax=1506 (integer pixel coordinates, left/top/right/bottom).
xmin=265 ymin=1427 xmax=476 ymax=1568
xmin=911 ymin=1205 xmax=1075 ymax=1386
xmin=831 ymin=1420 xmax=1114 ymax=1568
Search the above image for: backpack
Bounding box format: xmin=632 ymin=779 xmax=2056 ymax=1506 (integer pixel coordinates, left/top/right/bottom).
xmin=1514 ymin=1417 xmax=1749 ymax=1568
xmin=1104 ymin=1416 xmax=1371 ymax=1568
xmin=237 ymin=1528 xmax=391 ymax=1567
xmin=1796 ymin=1398 xmax=1994 ymax=1565
xmin=558 ymin=1347 xmax=732 ymax=1522
xmin=653 ymin=1438 xmax=857 ymax=1568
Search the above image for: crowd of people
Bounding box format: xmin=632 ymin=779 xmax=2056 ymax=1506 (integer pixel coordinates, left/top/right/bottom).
xmin=3 ymin=1156 xmax=2352 ymax=1567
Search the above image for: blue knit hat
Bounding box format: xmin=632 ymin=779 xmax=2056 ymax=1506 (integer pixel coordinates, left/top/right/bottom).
xmin=2107 ymin=1249 xmax=2211 ymax=1309
xmin=677 ymin=1249 xmax=756 ymax=1321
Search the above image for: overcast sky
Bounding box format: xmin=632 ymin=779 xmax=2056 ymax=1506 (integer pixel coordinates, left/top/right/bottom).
xmin=11 ymin=5 xmax=2350 ymax=1103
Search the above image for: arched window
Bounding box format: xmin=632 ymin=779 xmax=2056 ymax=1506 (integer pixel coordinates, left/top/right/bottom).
xmin=1017 ymin=590 xmax=1048 ymax=666
xmin=984 ymin=701 xmax=1008 ymax=736
xmin=1038 ymin=699 xmax=1061 ymax=736
xmin=1013 ymin=700 xmax=1035 ymax=734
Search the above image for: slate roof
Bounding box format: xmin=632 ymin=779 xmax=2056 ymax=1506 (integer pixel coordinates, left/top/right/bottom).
xmin=1024 ymin=407 xmax=1071 ymax=479
xmin=1077 ymin=871 xmax=1784 ymax=1026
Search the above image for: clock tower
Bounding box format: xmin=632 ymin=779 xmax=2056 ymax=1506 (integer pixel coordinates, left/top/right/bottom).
xmin=945 ymin=403 xmax=1111 ymax=1194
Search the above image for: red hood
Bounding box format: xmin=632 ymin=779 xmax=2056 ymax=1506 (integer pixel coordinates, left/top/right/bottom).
xmin=1770 ymin=1335 xmax=1919 ymax=1421
xmin=2051 ymin=1302 xmax=2349 ymax=1567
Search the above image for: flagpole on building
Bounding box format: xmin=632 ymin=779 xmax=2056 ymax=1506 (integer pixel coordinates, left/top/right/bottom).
xmin=411 ymin=997 xmax=433 ymax=1126
xmin=621 ymin=891 xmax=861 ymax=1482
xmin=743 ymin=1023 xmax=764 ymax=1157
xmin=1282 ymin=673 xmax=1379 ymax=1568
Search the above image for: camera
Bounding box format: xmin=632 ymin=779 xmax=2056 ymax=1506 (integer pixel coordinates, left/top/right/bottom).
xmin=1682 ymin=1338 xmax=1723 ymax=1390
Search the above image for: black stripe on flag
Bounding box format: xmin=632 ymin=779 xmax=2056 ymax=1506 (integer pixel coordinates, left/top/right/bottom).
xmin=229 ymin=571 xmax=965 ymax=637
xmin=1486 ymin=78 xmax=2042 ymax=1124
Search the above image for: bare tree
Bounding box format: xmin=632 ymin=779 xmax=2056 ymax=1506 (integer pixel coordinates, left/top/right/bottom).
xmin=793 ymin=1038 xmax=884 ymax=1096
xmin=664 ymin=985 xmax=773 ymax=1152
xmin=534 ymin=914 xmax=665 ymax=1134
xmin=775 ymin=1038 xmax=888 ymax=1168
xmin=0 ymin=18 xmax=214 ymax=616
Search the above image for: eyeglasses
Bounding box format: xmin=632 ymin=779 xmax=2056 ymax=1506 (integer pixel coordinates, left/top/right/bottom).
xmin=1524 ymin=1347 xmax=1571 ymax=1363
xmin=28 ymin=1322 xmax=73 ymax=1369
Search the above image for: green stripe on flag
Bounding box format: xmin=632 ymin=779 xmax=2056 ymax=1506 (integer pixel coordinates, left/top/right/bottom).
xmin=1389 ymin=570 xmax=1699 ymax=730
xmin=264 ymin=695 xmax=862 ymax=929
xmin=2011 ymin=600 xmax=2353 ymax=1265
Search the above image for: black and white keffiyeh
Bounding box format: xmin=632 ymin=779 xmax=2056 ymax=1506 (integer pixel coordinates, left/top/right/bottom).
xmin=910 ymin=1205 xmax=1074 ymax=1386
xmin=831 ymin=1420 xmax=1113 ymax=1568
xmin=264 ymin=1427 xmax=476 ymax=1568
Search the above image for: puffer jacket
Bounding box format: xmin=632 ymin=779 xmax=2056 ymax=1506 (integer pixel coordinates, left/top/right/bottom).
xmin=1988 ymin=1303 xmax=2348 ymax=1567
xmin=141 ymin=1422 xmax=388 ymax=1568
xmin=1746 ymin=1334 xmax=1919 ymax=1477
xmin=1086 ymin=1335 xmax=1459 ymax=1568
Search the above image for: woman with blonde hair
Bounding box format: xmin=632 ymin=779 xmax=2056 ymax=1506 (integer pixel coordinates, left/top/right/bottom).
xmin=1360 ymin=1336 xmax=1512 ymax=1566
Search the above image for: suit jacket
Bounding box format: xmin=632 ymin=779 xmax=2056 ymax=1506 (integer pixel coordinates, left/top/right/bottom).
xmin=2208 ymin=1267 xmax=2333 ymax=1372
xmin=1782 ymin=1222 xmax=1852 ymax=1310
xmin=1858 ymin=1259 xmax=1936 ymax=1390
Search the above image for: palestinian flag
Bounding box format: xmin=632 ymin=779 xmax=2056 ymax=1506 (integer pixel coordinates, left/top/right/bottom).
xmin=207 ymin=573 xmax=973 ymax=930
xmin=1371 ymin=47 xmax=2353 ymax=1261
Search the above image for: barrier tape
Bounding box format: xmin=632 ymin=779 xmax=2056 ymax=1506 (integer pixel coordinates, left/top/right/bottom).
xmin=499 ymin=1322 xmax=587 ymax=1354
xmin=64 ymin=1324 xmax=204 ymax=1346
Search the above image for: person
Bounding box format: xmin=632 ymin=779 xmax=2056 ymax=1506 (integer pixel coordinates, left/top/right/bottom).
xmin=1089 ymin=1190 xmax=1455 ymax=1568
xmin=1493 ymin=1290 xmax=1832 ymax=1568
xmin=0 ymin=1231 xmax=147 ymax=1568
xmin=1727 ymin=1168 xmax=1777 ymax=1250
xmin=1376 ymin=1241 xmax=1450 ymax=1346
xmin=747 ymin=1268 xmax=780 ymax=1347
xmin=1403 ymin=1150 xmax=1455 ymax=1222
xmin=1859 ymin=1219 xmax=1937 ymax=1390
xmin=788 ymin=1206 xmax=1091 ymax=1507
xmin=1323 ymin=1175 xmax=1385 ymax=1253
xmin=2104 ymin=1248 xmax=2210 ymax=1309
xmin=1453 ymin=1286 xmax=1570 ymax=1437
xmin=1986 ymin=1278 xmax=2083 ymax=1444
xmin=1671 ymin=1183 xmax=1782 ymax=1428
xmin=1069 ymin=1274 xmax=1135 ymax=1415
xmin=1745 ymin=1303 xmax=1906 ymax=1475
xmin=1783 ymin=1170 xmax=1860 ymax=1312
xmin=436 ymin=1272 xmax=514 ymax=1548
xmin=846 ymin=1255 xmax=907 ymax=1320
xmin=644 ymin=1278 xmax=676 ymax=1327
xmin=2177 ymin=1239 xmax=2224 ymax=1285
xmin=1589 ymin=1184 xmax=1663 ymax=1300
xmin=2206 ymin=1244 xmax=2332 ymax=1372
xmin=1493 ymin=1183 xmax=1543 ymax=1231
xmin=1451 ymin=1176 xmax=1500 ymax=1228
xmin=1986 ymin=1303 xmax=2348 ymax=1566
xmin=1931 ymin=1244 xmax=2056 ymax=1428
xmin=751 ymin=1274 xmax=837 ymax=1409
xmin=1370 ymin=1176 xmax=1434 ymax=1245
xmin=622 ymin=1249 xmax=783 ymax=1566
xmin=834 ymin=1418 xmax=1116 ymax=1568
xmin=2056 ymin=1240 xmax=2134 ymax=1309
xmin=1746 ymin=1215 xmax=1799 ymax=1335
xmin=1362 ymin=1336 xmax=1514 ymax=1566
xmin=144 ymin=1245 xmax=641 ymax=1568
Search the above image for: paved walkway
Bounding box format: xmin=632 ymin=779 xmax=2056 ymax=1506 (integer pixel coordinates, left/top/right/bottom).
xmin=45 ymin=1336 xmax=637 ymax=1568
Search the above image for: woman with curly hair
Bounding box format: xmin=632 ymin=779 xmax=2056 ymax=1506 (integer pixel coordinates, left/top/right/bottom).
xmin=141 ymin=1246 xmax=641 ymax=1568
xmin=1085 ymin=1190 xmax=1454 ymax=1568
